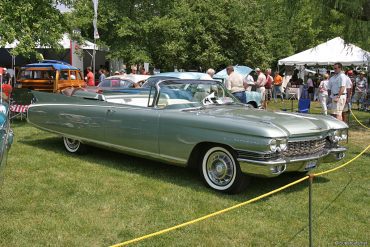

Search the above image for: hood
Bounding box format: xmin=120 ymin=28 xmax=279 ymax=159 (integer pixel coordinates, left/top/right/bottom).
xmin=183 ymin=105 xmax=347 ymax=137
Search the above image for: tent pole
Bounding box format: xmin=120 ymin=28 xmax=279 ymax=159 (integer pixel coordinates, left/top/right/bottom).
xmin=93 ymin=39 xmax=96 ymax=80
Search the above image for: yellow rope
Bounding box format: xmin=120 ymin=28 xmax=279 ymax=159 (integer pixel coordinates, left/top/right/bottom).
xmin=350 ymin=109 xmax=370 ymax=130
xmin=313 ymin=144 xmax=369 ymax=177
xmin=110 ymin=176 xmax=309 ymax=247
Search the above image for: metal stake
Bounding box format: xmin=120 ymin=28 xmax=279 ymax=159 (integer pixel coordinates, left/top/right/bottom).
xmin=309 ymin=175 xmax=314 ymax=247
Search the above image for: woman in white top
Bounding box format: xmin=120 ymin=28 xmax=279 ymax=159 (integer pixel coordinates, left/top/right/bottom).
xmin=318 ymin=73 xmax=330 ymax=115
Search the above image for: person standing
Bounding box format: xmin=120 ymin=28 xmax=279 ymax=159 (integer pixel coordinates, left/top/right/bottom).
xmin=273 ymin=71 xmax=283 ymax=102
xmin=328 ymin=63 xmax=347 ymax=121
xmin=98 ymin=69 xmax=106 ymax=84
xmin=255 ymin=68 xmax=266 ymax=108
xmin=265 ymin=69 xmax=273 ymax=101
xmin=85 ymin=67 xmax=95 ymax=86
xmin=352 ymin=71 xmax=368 ymax=110
xmin=307 ymin=74 xmax=314 ymax=100
xmin=225 ymin=65 xmax=245 ymax=103
xmin=342 ymin=73 xmax=353 ymax=122
xmin=318 ymin=74 xmax=329 ymax=115
xmin=243 ymin=73 xmax=254 ymax=91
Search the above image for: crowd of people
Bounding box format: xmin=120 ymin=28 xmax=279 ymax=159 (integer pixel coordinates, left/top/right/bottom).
xmin=223 ymin=65 xmax=288 ymax=109
xmin=222 ymin=63 xmax=368 ymax=122
xmin=85 ymin=64 xmax=151 ymax=86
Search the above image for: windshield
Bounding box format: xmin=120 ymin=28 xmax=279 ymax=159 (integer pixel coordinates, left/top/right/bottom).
xmin=19 ymin=69 xmax=56 ymax=80
xmin=142 ymin=76 xmax=179 ymax=88
xmin=156 ymin=80 xmax=237 ymax=108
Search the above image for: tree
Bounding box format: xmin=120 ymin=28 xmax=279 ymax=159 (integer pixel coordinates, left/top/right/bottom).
xmin=0 ymin=0 xmax=72 ymax=57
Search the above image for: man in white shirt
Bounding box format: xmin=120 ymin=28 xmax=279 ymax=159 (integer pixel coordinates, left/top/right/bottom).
xmin=328 ymin=63 xmax=347 ymax=121
xmin=225 ymin=65 xmax=245 ymax=103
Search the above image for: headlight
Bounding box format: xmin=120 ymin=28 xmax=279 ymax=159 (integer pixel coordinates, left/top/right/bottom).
xmin=269 ymin=138 xmax=288 ymax=152
xmin=269 ymin=139 xmax=277 ymax=152
xmin=330 ymin=129 xmax=347 ymax=142
xmin=340 ymin=129 xmax=348 ymax=140
xmin=278 ymin=139 xmax=288 ymax=151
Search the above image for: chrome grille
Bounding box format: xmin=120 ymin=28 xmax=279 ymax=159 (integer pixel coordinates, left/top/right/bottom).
xmin=283 ymin=138 xmax=326 ymax=157
xmin=236 ymin=150 xmax=279 ymax=161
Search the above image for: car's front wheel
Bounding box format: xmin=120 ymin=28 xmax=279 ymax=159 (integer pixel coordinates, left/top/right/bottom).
xmin=201 ymin=146 xmax=249 ymax=194
xmin=63 ymin=137 xmax=85 ymax=154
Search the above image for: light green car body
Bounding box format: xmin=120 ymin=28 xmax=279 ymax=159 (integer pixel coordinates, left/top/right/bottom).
xmin=27 ymin=80 xmax=348 ymax=192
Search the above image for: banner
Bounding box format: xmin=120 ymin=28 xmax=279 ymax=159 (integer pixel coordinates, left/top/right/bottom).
xmin=92 ymin=0 xmax=99 ymax=39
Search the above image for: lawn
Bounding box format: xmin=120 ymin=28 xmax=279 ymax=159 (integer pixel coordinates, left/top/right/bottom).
xmin=0 ymin=100 xmax=369 ymax=246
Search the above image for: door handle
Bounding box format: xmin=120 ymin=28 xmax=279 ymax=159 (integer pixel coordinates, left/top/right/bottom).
xmin=107 ymin=109 xmax=116 ymax=113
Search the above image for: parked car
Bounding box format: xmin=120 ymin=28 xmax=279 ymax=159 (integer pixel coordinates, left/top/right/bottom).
xmin=214 ymin=65 xmax=262 ymax=108
xmin=16 ymin=60 xmax=85 ymax=92
xmin=87 ymin=74 xmax=150 ymax=93
xmin=0 ymin=102 xmax=14 ymax=183
xmin=142 ymin=72 xmax=208 ymax=88
xmin=27 ymin=79 xmax=348 ymax=193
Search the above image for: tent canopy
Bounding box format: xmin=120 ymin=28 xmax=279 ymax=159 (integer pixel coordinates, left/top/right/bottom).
xmin=4 ymin=34 xmax=98 ymax=50
xmin=278 ymin=37 xmax=370 ymax=66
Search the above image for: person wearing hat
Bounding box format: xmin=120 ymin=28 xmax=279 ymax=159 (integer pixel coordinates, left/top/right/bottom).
xmin=352 ymin=71 xmax=368 ymax=110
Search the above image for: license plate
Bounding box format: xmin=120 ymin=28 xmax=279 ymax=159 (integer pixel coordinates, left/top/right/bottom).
xmin=304 ymin=160 xmax=317 ymax=171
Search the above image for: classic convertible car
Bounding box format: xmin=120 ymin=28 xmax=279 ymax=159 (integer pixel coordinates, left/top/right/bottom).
xmin=0 ymin=102 xmax=14 ymax=183
xmin=27 ymin=79 xmax=348 ymax=193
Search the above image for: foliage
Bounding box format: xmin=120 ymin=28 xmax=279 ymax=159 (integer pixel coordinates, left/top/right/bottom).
xmin=0 ymin=0 xmax=72 ymax=57
xmin=0 ymin=0 xmax=369 ymax=70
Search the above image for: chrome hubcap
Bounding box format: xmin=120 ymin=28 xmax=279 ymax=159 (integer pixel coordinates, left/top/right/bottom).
xmin=206 ymin=151 xmax=234 ymax=186
xmin=65 ymin=138 xmax=79 ymax=150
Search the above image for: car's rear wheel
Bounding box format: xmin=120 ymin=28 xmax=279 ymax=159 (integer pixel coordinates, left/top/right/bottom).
xmin=63 ymin=137 xmax=85 ymax=153
xmin=201 ymin=146 xmax=249 ymax=194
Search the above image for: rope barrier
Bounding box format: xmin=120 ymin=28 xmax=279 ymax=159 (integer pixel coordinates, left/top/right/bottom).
xmin=110 ymin=176 xmax=309 ymax=247
xmin=350 ymin=109 xmax=370 ymax=130
xmin=110 ymin=113 xmax=370 ymax=246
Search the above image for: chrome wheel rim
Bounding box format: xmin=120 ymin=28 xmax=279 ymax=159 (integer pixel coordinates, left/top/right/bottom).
xmin=64 ymin=137 xmax=80 ymax=152
xmin=206 ymin=151 xmax=234 ymax=186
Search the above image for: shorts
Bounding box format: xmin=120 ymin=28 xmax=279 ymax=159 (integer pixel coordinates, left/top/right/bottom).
xmin=257 ymin=87 xmax=265 ymax=101
xmin=331 ymin=97 xmax=346 ymax=115
xmin=352 ymin=92 xmax=365 ymax=103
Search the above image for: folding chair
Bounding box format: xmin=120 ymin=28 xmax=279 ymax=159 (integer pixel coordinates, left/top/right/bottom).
xmin=10 ymin=89 xmax=34 ymax=120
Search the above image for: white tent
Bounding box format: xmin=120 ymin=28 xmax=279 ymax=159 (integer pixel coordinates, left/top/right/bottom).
xmin=4 ymin=34 xmax=98 ymax=50
xmin=278 ymin=37 xmax=370 ymax=66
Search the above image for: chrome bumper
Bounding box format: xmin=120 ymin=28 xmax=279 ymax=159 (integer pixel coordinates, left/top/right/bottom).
xmin=238 ymin=146 xmax=347 ymax=178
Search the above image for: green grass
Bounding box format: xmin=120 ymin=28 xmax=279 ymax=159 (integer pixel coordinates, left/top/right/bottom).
xmin=0 ymin=101 xmax=369 ymax=246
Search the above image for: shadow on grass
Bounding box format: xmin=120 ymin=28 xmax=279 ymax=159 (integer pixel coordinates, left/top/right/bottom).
xmin=280 ymin=175 xmax=353 ymax=246
xmin=19 ymin=136 xmax=329 ymax=202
